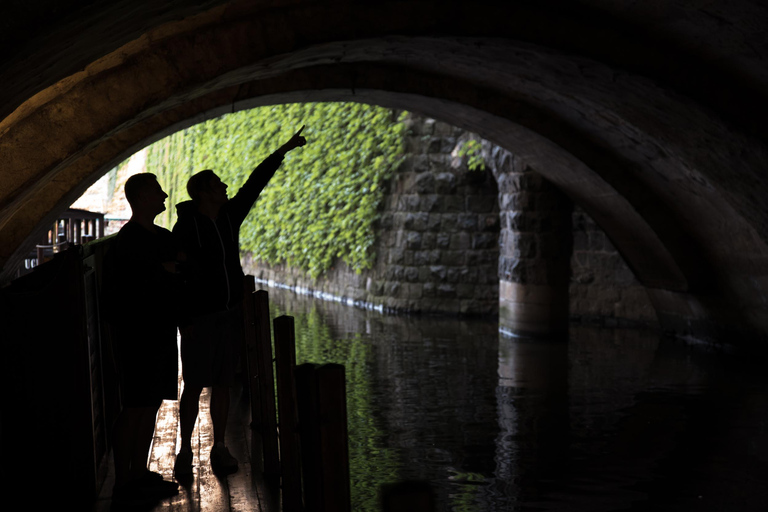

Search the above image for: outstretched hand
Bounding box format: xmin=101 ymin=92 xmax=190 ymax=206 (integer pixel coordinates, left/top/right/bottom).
xmin=278 ymin=125 xmax=307 ymax=155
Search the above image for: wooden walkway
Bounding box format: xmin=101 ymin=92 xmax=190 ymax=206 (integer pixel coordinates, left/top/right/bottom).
xmin=91 ymin=287 xmax=353 ymax=512
xmin=92 ymin=375 xmax=281 ymax=511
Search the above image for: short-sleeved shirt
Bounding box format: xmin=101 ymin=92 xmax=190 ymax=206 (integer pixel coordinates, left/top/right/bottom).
xmin=104 ymin=221 xmax=180 ymax=406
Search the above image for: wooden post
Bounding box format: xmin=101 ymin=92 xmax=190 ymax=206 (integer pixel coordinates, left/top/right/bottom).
xmin=295 ymin=363 xmax=322 ymax=511
xmin=296 ymin=363 xmax=351 ymax=512
xmin=242 ymin=275 xmax=261 ymax=408
xmin=242 ymin=276 xmax=256 ymax=393
xmin=242 ymin=277 xmax=269 ymax=475
xmin=317 ymin=364 xmax=351 ymax=512
xmin=253 ymin=290 xmax=279 ymax=478
xmin=274 ymin=315 xmax=303 ymax=512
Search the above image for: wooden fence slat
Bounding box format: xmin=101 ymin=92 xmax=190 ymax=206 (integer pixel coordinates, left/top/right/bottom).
xmin=254 ymin=289 xmax=280 ymax=478
xmin=241 ymin=276 xmax=268 ymax=478
xmin=274 ymin=315 xmax=304 ymax=512
xmin=317 ymin=364 xmax=351 ymax=512
xmin=242 ymin=276 xmax=257 ymax=395
xmin=296 ymin=363 xmax=322 ymax=511
xmin=296 ymin=363 xmax=351 ymax=512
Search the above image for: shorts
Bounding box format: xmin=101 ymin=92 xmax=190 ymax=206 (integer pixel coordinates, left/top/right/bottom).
xmin=180 ymin=306 xmax=243 ymax=388
xmin=111 ymin=322 xmax=178 ymax=408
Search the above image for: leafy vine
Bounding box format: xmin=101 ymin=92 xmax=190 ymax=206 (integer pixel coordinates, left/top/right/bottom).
xmin=146 ymin=102 xmax=407 ymax=278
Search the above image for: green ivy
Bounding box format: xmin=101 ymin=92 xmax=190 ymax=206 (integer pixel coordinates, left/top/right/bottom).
xmin=146 ymin=103 xmax=407 ymax=277
xmin=457 ymin=138 xmax=486 ymax=172
xmin=269 ymin=300 xmax=400 ymax=511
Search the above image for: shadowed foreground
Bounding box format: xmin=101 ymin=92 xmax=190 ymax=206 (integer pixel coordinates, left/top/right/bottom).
xmin=93 ymin=350 xmax=280 ymax=512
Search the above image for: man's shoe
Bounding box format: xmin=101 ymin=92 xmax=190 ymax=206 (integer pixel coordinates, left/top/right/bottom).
xmin=174 ymin=449 xmax=194 ymax=478
xmin=137 ymin=471 xmax=179 ymax=497
xmin=210 ymin=442 xmax=238 ymax=474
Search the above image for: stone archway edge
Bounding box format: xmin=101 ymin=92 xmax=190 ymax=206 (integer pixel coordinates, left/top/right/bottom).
xmin=3 ymin=1 xmax=768 ymax=347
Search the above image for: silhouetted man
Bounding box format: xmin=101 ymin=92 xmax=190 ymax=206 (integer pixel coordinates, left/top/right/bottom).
xmin=103 ymin=173 xmax=183 ymax=506
xmin=172 ymin=126 xmax=307 ymax=477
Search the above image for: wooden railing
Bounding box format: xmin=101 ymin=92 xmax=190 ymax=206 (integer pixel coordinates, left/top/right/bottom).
xmin=18 ymin=208 xmax=107 ymax=278
xmin=242 ymin=275 xmax=352 ymax=512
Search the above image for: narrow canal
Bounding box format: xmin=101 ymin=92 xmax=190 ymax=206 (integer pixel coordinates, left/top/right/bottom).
xmin=264 ymin=284 xmax=768 ymax=512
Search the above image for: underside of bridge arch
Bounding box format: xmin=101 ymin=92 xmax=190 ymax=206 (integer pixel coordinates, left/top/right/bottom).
xmin=2 ymin=0 xmax=768 ymax=350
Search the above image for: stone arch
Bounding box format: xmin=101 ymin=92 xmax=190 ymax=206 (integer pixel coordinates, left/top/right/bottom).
xmin=482 ymin=143 xmax=658 ymax=338
xmin=2 ymin=1 xmax=768 ymax=349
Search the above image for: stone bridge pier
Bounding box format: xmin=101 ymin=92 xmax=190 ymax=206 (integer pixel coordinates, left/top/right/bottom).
xmin=486 ymin=142 xmax=657 ymax=338
xmin=246 ymin=114 xmax=656 ymax=338
xmin=491 ymin=152 xmax=574 ymax=338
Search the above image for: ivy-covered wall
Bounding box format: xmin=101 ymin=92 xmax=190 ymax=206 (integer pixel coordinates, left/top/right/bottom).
xmin=244 ymin=115 xmax=501 ymax=316
xmin=147 ymin=102 xmax=406 ymax=278
xmin=138 ymin=102 xmax=657 ymax=326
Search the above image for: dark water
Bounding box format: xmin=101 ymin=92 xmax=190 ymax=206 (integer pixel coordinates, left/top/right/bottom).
xmin=264 ymin=285 xmax=768 ymax=512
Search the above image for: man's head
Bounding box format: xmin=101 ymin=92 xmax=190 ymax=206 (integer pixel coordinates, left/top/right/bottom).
xmin=187 ymin=170 xmax=228 ymax=207
xmin=124 ymin=173 xmax=167 ymax=217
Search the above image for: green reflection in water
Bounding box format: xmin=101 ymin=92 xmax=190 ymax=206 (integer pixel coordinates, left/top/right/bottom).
xmin=447 ymin=470 xmax=486 ymax=512
xmin=269 ymin=301 xmax=400 ymax=511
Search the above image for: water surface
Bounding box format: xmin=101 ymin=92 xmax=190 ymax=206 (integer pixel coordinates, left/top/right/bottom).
xmin=264 ymin=285 xmax=768 ymax=511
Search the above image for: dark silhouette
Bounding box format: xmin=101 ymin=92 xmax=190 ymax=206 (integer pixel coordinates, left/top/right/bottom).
xmin=172 ymin=126 xmax=307 ymax=477
xmin=102 ymin=173 xmax=183 ymax=506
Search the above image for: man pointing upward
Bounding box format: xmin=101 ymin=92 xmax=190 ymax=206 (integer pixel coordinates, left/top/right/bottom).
xmin=172 ymin=125 xmax=307 ymax=477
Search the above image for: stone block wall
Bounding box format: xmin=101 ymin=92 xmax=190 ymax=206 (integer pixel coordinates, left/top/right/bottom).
xmin=485 ymin=145 xmax=573 ymax=337
xmin=483 ymin=143 xmax=657 ymax=331
xmin=243 ymin=113 xmax=500 ymax=315
xmin=244 ymin=114 xmax=658 ymax=329
xmin=570 ymin=208 xmax=658 ymax=326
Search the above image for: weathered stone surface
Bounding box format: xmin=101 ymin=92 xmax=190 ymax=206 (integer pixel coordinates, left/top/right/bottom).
xmin=247 ymin=119 xmax=655 ymax=332
xmin=568 ymin=207 xmax=657 ymax=326
xmin=484 ymin=142 xmax=657 ymax=334
xmin=244 ymin=114 xmax=500 ymax=315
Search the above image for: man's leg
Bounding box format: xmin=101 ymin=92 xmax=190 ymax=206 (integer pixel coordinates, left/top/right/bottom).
xmin=178 ymin=384 xmax=203 ymax=451
xmin=113 ymin=407 xmax=137 ymax=489
xmin=114 ymin=404 xmax=178 ymax=502
xmin=130 ymin=405 xmax=160 ymax=480
xmin=175 ymin=384 xmax=203 ymax=477
xmin=209 ymin=385 xmax=238 ymax=473
xmin=210 ymin=385 xmax=230 ymax=445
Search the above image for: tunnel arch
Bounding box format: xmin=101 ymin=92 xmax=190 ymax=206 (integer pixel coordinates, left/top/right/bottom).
xmin=3 ymin=1 xmax=768 ymax=348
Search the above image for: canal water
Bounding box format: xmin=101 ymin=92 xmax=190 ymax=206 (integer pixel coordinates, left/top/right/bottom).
xmin=263 ymin=285 xmax=768 ymax=512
